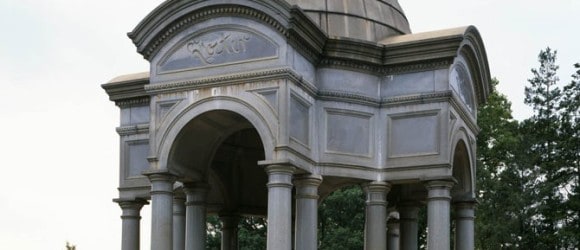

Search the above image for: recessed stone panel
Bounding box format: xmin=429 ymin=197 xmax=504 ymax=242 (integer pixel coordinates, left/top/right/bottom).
xmin=389 ymin=112 xmax=439 ymax=158
xmin=290 ymin=95 xmax=310 ymax=146
xmin=126 ymin=140 xmax=149 ymax=178
xmin=158 ymin=28 xmax=279 ymax=73
xmin=326 ymin=110 xmax=372 ymax=156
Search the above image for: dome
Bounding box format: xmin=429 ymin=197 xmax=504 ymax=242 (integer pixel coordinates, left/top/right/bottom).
xmin=285 ymin=0 xmax=411 ymax=42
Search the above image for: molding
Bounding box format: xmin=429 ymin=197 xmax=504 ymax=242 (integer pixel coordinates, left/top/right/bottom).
xmin=318 ymin=90 xmax=380 ymax=107
xmin=145 ymin=67 xmax=316 ymax=95
xmin=116 ymin=97 xmax=150 ymax=108
xmin=116 ymin=124 xmax=150 ymax=136
xmin=381 ymin=91 xmax=453 ymax=107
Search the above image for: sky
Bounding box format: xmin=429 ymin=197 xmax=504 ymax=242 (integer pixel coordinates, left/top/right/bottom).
xmin=0 ymin=0 xmax=578 ymax=249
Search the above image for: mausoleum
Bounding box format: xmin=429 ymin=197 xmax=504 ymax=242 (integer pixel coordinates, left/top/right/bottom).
xmin=103 ymin=1 xmax=490 ymax=249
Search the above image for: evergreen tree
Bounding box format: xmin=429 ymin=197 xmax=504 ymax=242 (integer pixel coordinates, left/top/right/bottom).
xmin=558 ymin=62 xmax=580 ymax=247
xmin=523 ymin=47 xmax=572 ymax=248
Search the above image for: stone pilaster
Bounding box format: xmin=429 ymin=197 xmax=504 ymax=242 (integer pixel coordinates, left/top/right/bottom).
xmin=425 ymin=180 xmax=454 ymax=250
xmin=265 ymin=165 xmax=295 ymax=250
xmin=454 ymin=200 xmax=476 ymax=250
xmin=145 ymin=172 xmax=177 ymax=250
xmin=363 ymin=181 xmax=391 ymax=250
xmin=294 ymin=174 xmax=322 ymax=250
xmin=183 ymin=183 xmax=209 ymax=250
xmin=114 ymin=198 xmax=148 ymax=250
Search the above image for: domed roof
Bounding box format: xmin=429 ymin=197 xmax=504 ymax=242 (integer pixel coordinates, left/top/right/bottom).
xmin=285 ymin=0 xmax=411 ymax=42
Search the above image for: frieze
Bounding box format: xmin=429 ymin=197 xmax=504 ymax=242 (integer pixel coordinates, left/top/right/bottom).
xmin=158 ymin=29 xmax=279 ymax=73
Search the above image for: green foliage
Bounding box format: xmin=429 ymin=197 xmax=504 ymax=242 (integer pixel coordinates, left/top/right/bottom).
xmin=318 ymin=185 xmax=365 ymax=250
xmin=475 ymin=78 xmax=531 ymax=249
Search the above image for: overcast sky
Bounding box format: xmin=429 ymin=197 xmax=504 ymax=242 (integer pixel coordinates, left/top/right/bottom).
xmin=0 ymin=1 xmax=578 ymax=249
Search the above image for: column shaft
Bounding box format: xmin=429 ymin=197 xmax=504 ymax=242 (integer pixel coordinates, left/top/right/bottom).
xmin=115 ymin=199 xmax=148 ymax=250
xmin=220 ymin=215 xmax=240 ymax=250
xmin=294 ymin=174 xmax=322 ymax=250
xmin=147 ymin=173 xmax=176 ymax=250
xmin=387 ymin=218 xmax=400 ymax=250
xmin=184 ymin=183 xmax=209 ymax=250
xmin=425 ymin=180 xmax=454 ymax=250
xmin=363 ymin=181 xmax=391 ymax=250
xmin=265 ymin=165 xmax=295 ymax=250
xmin=399 ymin=205 xmax=419 ymax=250
xmin=454 ymin=201 xmax=476 ymax=250
xmin=173 ymin=195 xmax=186 ymax=250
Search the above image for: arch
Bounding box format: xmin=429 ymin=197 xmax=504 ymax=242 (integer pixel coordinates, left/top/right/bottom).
xmin=450 ymin=128 xmax=475 ymax=200
xmin=156 ymin=97 xmax=277 ymax=174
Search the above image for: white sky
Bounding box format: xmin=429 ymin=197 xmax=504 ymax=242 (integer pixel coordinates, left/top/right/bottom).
xmin=0 ymin=1 xmax=578 ymax=249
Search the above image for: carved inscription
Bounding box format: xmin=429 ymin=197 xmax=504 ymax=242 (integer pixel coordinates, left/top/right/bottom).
xmin=187 ymin=33 xmax=250 ymax=65
xmin=158 ymin=30 xmax=278 ymax=73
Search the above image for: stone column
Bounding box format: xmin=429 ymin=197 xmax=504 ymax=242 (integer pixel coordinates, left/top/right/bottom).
xmin=173 ymin=193 xmax=186 ymax=250
xmin=294 ymin=174 xmax=322 ymax=250
xmin=363 ymin=181 xmax=391 ymax=250
xmin=265 ymin=165 xmax=295 ymax=250
xmin=114 ymin=198 xmax=148 ymax=250
xmin=220 ymin=215 xmax=240 ymax=250
xmin=454 ymin=200 xmax=476 ymax=250
xmin=183 ymin=183 xmax=209 ymax=250
xmin=399 ymin=204 xmax=420 ymax=250
xmin=146 ymin=172 xmax=177 ymax=250
xmin=425 ymin=180 xmax=454 ymax=250
xmin=387 ymin=212 xmax=400 ymax=250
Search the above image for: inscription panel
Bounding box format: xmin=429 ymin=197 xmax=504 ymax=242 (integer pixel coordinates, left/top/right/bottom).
xmin=326 ymin=110 xmax=372 ymax=156
xmin=158 ymin=29 xmax=279 ymax=73
xmin=389 ymin=112 xmax=439 ymax=158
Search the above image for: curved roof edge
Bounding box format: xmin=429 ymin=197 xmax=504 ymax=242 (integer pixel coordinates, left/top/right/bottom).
xmin=381 ymin=26 xmax=491 ymax=105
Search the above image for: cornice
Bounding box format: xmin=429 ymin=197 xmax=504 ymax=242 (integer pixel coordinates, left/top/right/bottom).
xmin=102 ymin=76 xmax=149 ymax=103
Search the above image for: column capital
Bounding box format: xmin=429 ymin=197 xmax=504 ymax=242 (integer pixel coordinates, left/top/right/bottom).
xmin=293 ymin=173 xmax=322 ymax=183
xmin=183 ymin=182 xmax=210 ymax=206
xmin=143 ymin=171 xmax=178 ymax=182
xmin=114 ymin=198 xmax=149 ymax=210
xmin=265 ymin=164 xmax=296 ymax=175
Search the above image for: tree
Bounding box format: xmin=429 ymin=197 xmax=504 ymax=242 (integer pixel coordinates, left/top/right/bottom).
xmin=318 ymin=185 xmax=365 ymax=250
xmin=475 ymin=79 xmax=533 ymax=249
xmin=558 ymin=62 xmax=580 ymax=247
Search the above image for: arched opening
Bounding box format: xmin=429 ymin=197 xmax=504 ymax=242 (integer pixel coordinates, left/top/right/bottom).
xmin=168 ymin=110 xmax=269 ymax=249
xmin=452 ymin=140 xmax=474 ymax=201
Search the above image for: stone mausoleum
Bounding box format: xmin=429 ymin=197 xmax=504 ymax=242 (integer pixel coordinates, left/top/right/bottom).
xmin=103 ymin=1 xmax=490 ymax=249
